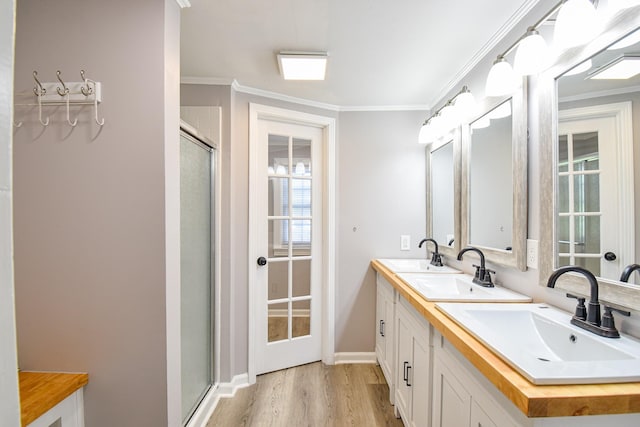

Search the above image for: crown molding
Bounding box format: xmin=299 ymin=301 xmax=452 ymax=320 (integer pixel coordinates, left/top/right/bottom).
xmin=181 ymin=76 xmax=430 ymax=112
xmin=175 ymin=0 xmax=191 ymax=8
xmin=429 ymin=0 xmax=542 ymax=107
xmin=181 ymin=76 xmax=234 ymax=85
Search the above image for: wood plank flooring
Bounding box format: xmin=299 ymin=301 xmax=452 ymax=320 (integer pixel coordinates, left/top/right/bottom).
xmin=206 ymin=362 xmax=404 ymax=427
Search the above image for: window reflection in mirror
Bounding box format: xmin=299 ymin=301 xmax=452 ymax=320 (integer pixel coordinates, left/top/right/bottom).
xmin=468 ymin=99 xmax=513 ymax=251
xmin=555 ymin=27 xmax=638 ymax=284
xmin=431 ymin=141 xmax=455 ymax=247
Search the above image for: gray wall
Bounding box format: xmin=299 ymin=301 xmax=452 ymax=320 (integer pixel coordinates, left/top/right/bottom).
xmin=13 ymin=1 xmax=181 ymax=426
xmin=182 ymin=83 xmax=428 ymax=379
xmin=0 ymin=0 xmax=21 ymax=425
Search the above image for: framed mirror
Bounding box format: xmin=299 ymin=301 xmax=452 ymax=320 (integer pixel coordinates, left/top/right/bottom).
xmin=426 ymin=133 xmax=461 ymax=260
xmin=460 ymin=84 xmax=528 ymax=271
xmin=539 ymin=10 xmax=640 ymax=309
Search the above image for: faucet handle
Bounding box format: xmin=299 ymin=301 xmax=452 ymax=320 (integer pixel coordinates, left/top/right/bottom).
xmin=483 ymin=269 xmax=495 ymax=284
xmin=601 ymin=305 xmax=631 ymax=336
xmin=472 ymin=264 xmax=482 ymax=278
xmin=566 ymin=293 xmax=587 ymax=321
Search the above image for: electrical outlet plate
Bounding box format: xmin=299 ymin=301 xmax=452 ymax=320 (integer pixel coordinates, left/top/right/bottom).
xmin=401 ymin=235 xmax=410 ymax=251
xmin=526 ymin=239 xmax=538 ymax=269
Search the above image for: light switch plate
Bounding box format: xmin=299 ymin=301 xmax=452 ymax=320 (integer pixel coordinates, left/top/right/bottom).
xmin=401 ymin=235 xmax=410 ymax=251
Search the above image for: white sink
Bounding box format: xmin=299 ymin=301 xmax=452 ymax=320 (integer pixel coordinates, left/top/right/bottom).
xmin=436 ymin=302 xmax=640 ymax=384
xmin=377 ymin=258 xmax=461 ymax=274
xmin=397 ymin=273 xmax=532 ymax=303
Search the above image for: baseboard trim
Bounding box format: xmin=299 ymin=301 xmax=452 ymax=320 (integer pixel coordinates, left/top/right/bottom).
xmin=334 ymin=352 xmax=377 ymax=364
xmin=185 ymin=373 xmax=250 ymax=427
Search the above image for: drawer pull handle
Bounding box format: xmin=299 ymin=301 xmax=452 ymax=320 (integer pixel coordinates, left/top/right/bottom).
xmin=403 ymin=361 xmax=409 ymax=382
xmin=406 ymin=365 xmax=412 ymax=387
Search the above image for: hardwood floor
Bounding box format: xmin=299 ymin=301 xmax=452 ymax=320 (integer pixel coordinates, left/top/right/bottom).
xmin=206 ymin=362 xmax=404 ymax=427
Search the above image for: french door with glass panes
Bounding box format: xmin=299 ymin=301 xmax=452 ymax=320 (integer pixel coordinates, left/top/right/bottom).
xmin=557 ymin=116 xmax=619 ymax=278
xmin=253 ymin=119 xmax=323 ymax=375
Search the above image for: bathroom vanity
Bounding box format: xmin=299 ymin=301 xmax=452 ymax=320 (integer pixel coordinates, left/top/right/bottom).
xmin=372 ymin=259 xmax=640 ymax=427
xmin=19 ymin=371 xmax=88 ymax=427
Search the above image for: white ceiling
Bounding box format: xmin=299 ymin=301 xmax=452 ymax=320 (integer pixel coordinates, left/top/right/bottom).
xmin=180 ymin=0 xmax=540 ymax=109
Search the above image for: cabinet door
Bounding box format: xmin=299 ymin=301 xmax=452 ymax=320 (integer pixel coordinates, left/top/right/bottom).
xmin=409 ymin=334 xmax=431 ymax=427
xmin=432 ymin=356 xmax=471 ymax=427
xmin=375 ymin=285 xmax=386 ymax=362
xmin=395 ymin=306 xmax=413 ymax=423
xmin=470 ymin=400 xmax=498 ymax=427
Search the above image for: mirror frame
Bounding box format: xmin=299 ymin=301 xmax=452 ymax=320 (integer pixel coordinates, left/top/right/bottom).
xmin=426 ymin=133 xmax=461 ymax=260
xmin=538 ymin=9 xmax=640 ymax=310
xmin=461 ymin=83 xmax=528 ymax=271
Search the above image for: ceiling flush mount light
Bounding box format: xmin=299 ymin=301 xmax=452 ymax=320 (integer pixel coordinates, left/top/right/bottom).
xmin=277 ymin=51 xmax=328 ymax=80
xmin=514 ymin=27 xmax=549 ymax=75
xmin=588 ymin=55 xmax=640 ymax=79
xmin=554 ymin=0 xmax=600 ymax=50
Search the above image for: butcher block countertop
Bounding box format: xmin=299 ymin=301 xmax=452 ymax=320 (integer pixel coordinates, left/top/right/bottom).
xmin=371 ymin=259 xmax=640 ymax=418
xmin=19 ymin=371 xmax=88 ymax=426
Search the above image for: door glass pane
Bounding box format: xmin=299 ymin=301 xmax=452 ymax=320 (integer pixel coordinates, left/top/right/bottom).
xmin=292 ymin=299 xmax=311 ymax=338
xmin=572 ymin=132 xmax=598 ymax=171
xmin=292 ymin=138 xmax=311 ymax=176
xmin=558 ymin=256 xmax=571 ymax=268
xmin=292 ymin=259 xmax=311 ymax=298
xmin=291 ymin=179 xmax=312 ymax=217
xmin=268 ymin=260 xmax=289 ymax=301
xmin=558 ymin=216 xmax=570 ymax=254
xmin=180 ymin=135 xmax=212 ymax=422
xmin=558 ymin=134 xmax=568 ymax=172
xmin=579 ymin=216 xmax=600 ymax=254
xmin=268 ymin=302 xmax=289 ymax=343
xmin=268 ymin=177 xmax=288 ymax=217
xmin=558 ymin=175 xmax=569 ymax=213
xmin=268 ymin=219 xmax=289 ymax=258
xmin=268 ymin=134 xmax=289 ymax=175
xmin=290 ymin=219 xmax=311 ymax=248
xmin=575 ymin=257 xmax=601 ymax=276
xmin=573 ymin=174 xmax=599 ymax=213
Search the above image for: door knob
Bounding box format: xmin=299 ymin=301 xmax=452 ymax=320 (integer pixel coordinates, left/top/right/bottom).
xmin=257 ymin=256 xmax=267 ymax=266
xmin=604 ymin=252 xmax=617 ymax=261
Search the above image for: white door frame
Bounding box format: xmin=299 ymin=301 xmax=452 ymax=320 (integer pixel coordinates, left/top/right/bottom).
xmin=248 ymin=103 xmax=336 ymax=384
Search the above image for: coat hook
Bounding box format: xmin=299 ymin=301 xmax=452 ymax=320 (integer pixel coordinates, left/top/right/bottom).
xmin=85 ymin=78 xmax=104 ymax=126
xmin=37 ymin=88 xmax=49 ymax=126
xmin=64 ymin=92 xmax=78 ymax=127
xmin=56 ymin=70 xmax=69 ymax=96
xmin=80 ymin=70 xmax=93 ymax=96
xmin=32 ymin=71 xmax=46 ymax=96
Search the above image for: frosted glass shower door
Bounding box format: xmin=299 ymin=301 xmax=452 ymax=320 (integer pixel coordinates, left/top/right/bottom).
xmin=180 ymin=130 xmax=214 ymax=424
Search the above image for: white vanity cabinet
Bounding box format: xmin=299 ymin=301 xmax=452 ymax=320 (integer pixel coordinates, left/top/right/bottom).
xmin=394 ymin=296 xmax=432 ymax=427
xmin=432 ymin=330 xmax=521 ymax=427
xmin=376 ymin=274 xmax=396 ymax=403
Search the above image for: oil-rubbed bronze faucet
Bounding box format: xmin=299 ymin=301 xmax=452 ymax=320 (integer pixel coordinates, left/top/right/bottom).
xmin=419 ymin=238 xmax=443 ymax=267
xmin=620 ymin=263 xmax=640 ymax=283
xmin=456 ymin=247 xmax=495 ymax=287
xmin=547 ymin=265 xmax=630 ymax=338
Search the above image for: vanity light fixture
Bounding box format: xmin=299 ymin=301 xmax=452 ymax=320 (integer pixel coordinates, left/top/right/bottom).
xmin=485 ymin=0 xmax=604 ymax=96
xmin=486 ymin=56 xmax=518 ymax=97
xmin=295 ymin=162 xmax=306 ymax=175
xmin=277 ymin=51 xmax=328 ymax=80
xmin=554 ymin=0 xmax=600 ymax=50
xmin=588 ymin=54 xmax=640 ymax=79
xmin=418 ymin=86 xmax=476 ymax=144
xmin=514 ymin=27 xmax=549 ymax=75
